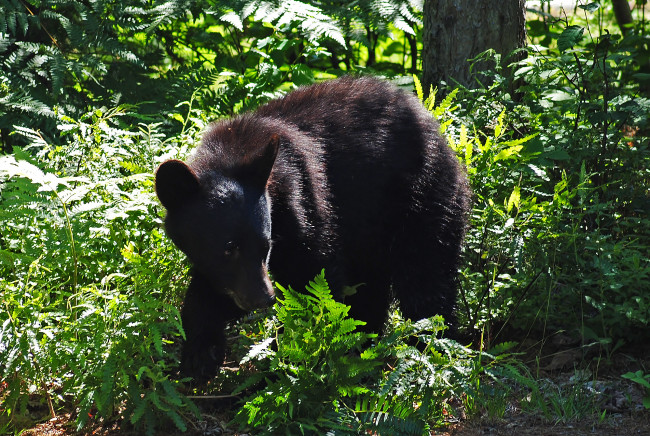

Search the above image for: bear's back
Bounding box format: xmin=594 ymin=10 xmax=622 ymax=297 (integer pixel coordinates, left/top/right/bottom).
xmin=255 ymin=76 xmax=437 ymax=154
xmin=255 ymin=75 xmax=445 ymax=209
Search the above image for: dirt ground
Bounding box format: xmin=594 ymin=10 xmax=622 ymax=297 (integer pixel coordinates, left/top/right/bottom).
xmin=442 ymin=412 xmax=650 ymax=436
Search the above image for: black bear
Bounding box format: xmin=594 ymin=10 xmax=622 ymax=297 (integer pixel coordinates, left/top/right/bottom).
xmin=155 ymin=76 xmax=471 ymax=380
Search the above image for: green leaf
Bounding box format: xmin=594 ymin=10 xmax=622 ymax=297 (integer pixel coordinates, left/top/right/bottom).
xmin=543 ymin=149 xmax=571 ymax=160
xmin=622 ymin=371 xmax=650 ymax=389
xmin=161 ymin=380 xmax=184 ymax=407
xmin=545 ymin=90 xmax=575 ymax=101
xmin=166 ymin=409 xmax=187 ymax=432
xmin=632 ymin=73 xmax=650 ymax=82
xmin=506 ymin=186 xmax=521 ymax=214
xmin=578 ymin=2 xmax=600 ymax=12
xmin=290 ymin=64 xmax=314 ymax=87
xmin=558 ymin=26 xmax=584 ymax=52
xmin=487 ymin=341 xmax=518 ymax=356
xmin=151 ymin=324 xmax=162 ymax=356
xmin=494 ymin=111 xmax=505 ymax=139
xmin=494 ymin=144 xmax=523 ymax=161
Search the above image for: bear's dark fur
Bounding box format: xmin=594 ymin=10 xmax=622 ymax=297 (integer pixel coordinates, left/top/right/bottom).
xmin=155 ymin=76 xmax=471 ymax=380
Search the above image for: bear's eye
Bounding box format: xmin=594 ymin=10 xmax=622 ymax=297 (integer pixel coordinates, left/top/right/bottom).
xmin=224 ymin=241 xmax=238 ymax=257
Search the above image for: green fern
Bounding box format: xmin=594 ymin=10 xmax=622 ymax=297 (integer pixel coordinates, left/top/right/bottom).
xmin=232 ymin=272 xmax=491 ymax=435
xmin=0 ymin=110 xmax=197 ymax=435
xmin=0 ymin=0 xmax=199 ymax=147
xmin=233 ymin=271 xmax=379 ymax=433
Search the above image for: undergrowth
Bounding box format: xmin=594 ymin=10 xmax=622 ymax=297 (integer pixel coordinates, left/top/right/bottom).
xmin=0 ymin=108 xmax=200 ymax=434
xmin=229 ymin=271 xmax=513 ymax=435
xmin=427 ymin=1 xmax=650 ymax=352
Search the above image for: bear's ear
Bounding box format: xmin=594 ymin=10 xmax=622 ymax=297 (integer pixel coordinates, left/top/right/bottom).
xmin=240 ymin=134 xmax=280 ymax=188
xmin=155 ymin=160 xmax=200 ymax=210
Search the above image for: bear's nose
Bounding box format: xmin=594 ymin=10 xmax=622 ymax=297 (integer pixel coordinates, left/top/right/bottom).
xmin=259 ymin=292 xmax=276 ymax=308
xmin=253 ymin=284 xmax=276 ymax=308
xmin=238 ymin=278 xmax=276 ymax=311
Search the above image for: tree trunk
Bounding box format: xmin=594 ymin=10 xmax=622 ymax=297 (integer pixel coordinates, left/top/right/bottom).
xmin=407 ymin=33 xmax=418 ymax=73
xmin=422 ymin=0 xmax=526 ymax=91
xmin=611 ymin=0 xmax=633 ymax=35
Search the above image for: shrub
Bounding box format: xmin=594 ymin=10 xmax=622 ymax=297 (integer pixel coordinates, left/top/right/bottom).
xmin=0 ymin=108 xmax=201 ymax=434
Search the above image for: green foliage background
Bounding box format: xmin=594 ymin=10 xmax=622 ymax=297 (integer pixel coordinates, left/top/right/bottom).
xmin=1 ymin=0 xmax=649 ymax=434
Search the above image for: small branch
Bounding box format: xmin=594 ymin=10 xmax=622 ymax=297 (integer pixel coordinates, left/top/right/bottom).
xmin=457 ymin=281 xmax=473 ymax=328
xmin=21 ymin=0 xmax=60 ymax=49
xmin=42 ymin=381 xmax=56 ymax=418
xmin=599 ymin=37 xmax=610 ymax=153
xmin=493 ymin=270 xmax=543 ymax=341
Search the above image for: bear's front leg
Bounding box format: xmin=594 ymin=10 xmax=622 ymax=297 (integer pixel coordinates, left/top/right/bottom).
xmin=179 ymin=271 xmax=244 ymax=382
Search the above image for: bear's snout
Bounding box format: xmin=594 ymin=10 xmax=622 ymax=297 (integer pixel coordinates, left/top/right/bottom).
xmin=228 ymin=273 xmax=275 ymax=312
xmin=236 ymin=290 xmax=275 ymax=312
xmin=255 ymin=289 xmax=276 ymax=309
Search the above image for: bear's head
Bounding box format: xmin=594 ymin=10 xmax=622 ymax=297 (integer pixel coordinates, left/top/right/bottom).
xmin=155 ymin=136 xmax=279 ymax=311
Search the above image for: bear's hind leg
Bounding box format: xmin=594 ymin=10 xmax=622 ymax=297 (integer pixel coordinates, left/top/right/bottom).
xmin=389 ymin=225 xmax=461 ymax=328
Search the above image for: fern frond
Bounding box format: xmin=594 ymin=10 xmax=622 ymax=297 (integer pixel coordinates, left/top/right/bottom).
xmin=240 ymin=336 xmax=275 ymax=364
xmin=487 ymin=341 xmax=518 ymax=356
xmin=367 ymin=413 xmax=426 ymax=436
xmin=75 ymin=390 xmax=95 ymax=430
xmin=332 ymin=318 xmax=363 ymax=339
xmin=433 ymin=88 xmax=459 ymax=119
xmin=356 ymin=394 xmax=426 ymax=436
xmin=165 ymin=408 xmax=187 ymax=432
xmin=97 ymin=353 xmax=117 ymax=415
xmin=220 ymin=11 xmax=244 ymax=31
xmin=413 ymin=74 xmax=424 ymax=101
xmin=3 ymin=92 xmax=56 ymax=118
xmin=150 ymin=323 xmax=163 ymax=356
xmin=129 ymin=392 xmax=148 ymax=425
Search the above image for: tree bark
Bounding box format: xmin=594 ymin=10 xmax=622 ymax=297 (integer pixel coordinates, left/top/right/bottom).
xmin=422 ymin=0 xmax=526 ymax=91
xmin=611 ymin=0 xmax=633 ymax=35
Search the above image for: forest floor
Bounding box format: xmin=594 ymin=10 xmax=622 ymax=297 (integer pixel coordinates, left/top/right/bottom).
xmin=441 ymin=412 xmax=650 ymax=436
xmin=441 ymin=340 xmax=650 ymax=436
xmin=22 ymin=396 xmax=650 ymax=436
xmin=21 ymin=341 xmax=650 ymax=436
xmin=22 ymin=413 xmax=650 ymax=436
